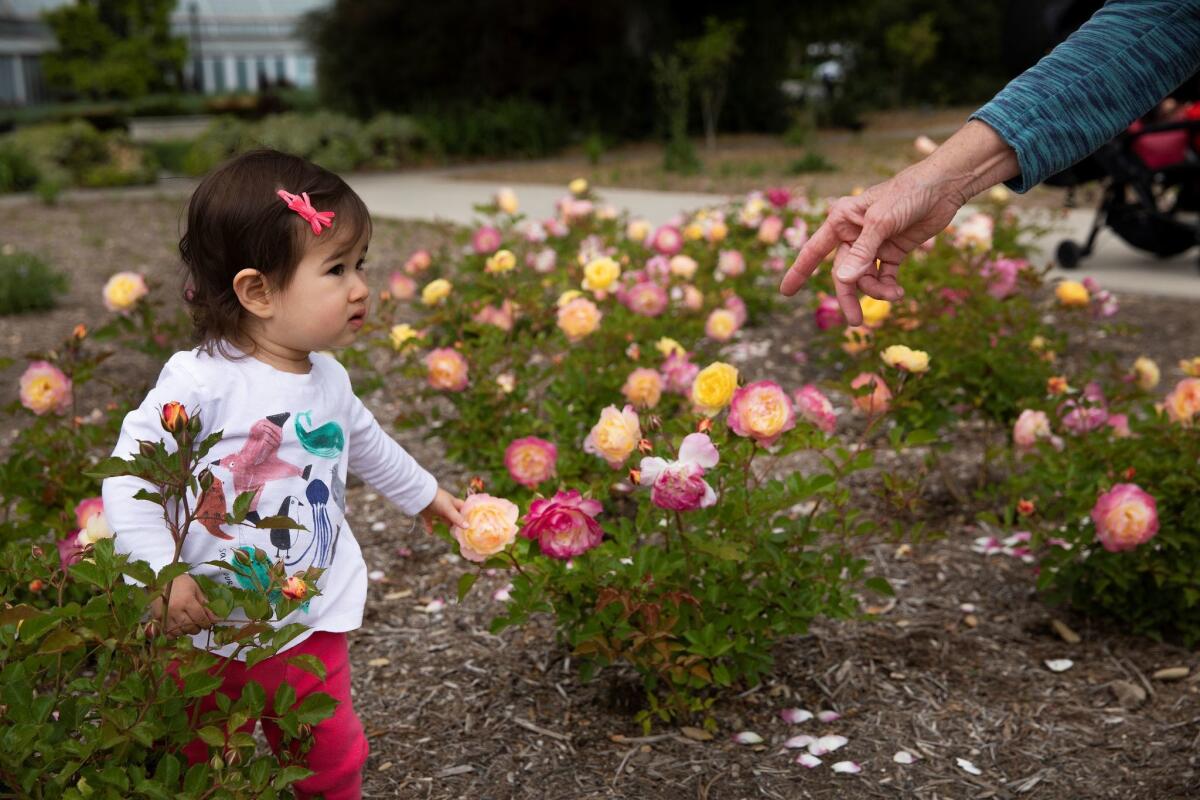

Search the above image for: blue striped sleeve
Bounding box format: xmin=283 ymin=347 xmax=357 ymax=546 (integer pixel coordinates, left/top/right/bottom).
xmin=971 ymin=0 xmax=1200 ymax=192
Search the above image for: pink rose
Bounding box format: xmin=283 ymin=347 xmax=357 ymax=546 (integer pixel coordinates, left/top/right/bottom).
xmin=981 ymin=257 xmax=1025 ymax=300
xmin=404 ymin=250 xmax=433 ymax=275
xmin=793 ymin=385 xmax=837 ymax=433
xmin=661 ymin=354 xmax=699 ymax=397
xmin=453 ymin=494 xmax=520 ymax=562
xmin=425 ymin=348 xmax=469 ymax=391
xmin=1164 ymin=377 xmax=1200 ymax=426
xmin=471 ymin=225 xmax=502 ymax=254
xmin=19 ymin=361 xmax=72 ymax=416
xmin=56 ymin=534 xmax=84 ymax=572
xmin=650 ymin=225 xmax=683 ymax=256
xmin=814 ymin=294 xmax=843 ymax=330
xmin=784 ymin=220 xmax=809 ymax=249
xmin=528 ymin=247 xmax=557 ymax=273
xmin=757 ymin=215 xmax=784 ymax=245
xmin=504 ymin=436 xmax=558 ymax=489
xmin=849 ymin=372 xmax=892 ymax=416
xmin=717 ymin=250 xmax=746 ymax=278
xmin=522 ymin=490 xmax=605 ymax=560
xmin=622 ymin=281 xmax=669 ymax=317
xmin=728 ymin=381 xmax=797 ymax=447
xmin=1013 ymin=409 xmax=1062 ymax=451
xmin=388 ymin=271 xmax=417 ymax=300
xmin=1091 ymin=483 xmax=1159 ymax=553
xmin=1105 ymin=413 xmax=1131 ymax=438
xmin=765 ymin=187 xmax=791 ymax=208
xmin=639 ymin=433 xmax=719 ymax=511
xmin=74 ymin=497 xmax=104 ymax=529
xmin=723 ymin=293 xmax=748 ymax=327
xmin=473 ymin=299 xmax=515 ymax=331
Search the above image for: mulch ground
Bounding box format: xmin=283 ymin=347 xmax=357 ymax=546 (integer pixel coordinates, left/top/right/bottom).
xmin=2 ymin=196 xmax=1199 ymax=799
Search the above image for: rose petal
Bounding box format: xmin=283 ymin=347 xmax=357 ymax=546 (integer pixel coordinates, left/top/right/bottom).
xmin=795 ymin=753 xmax=822 ymax=768
xmin=832 ymin=761 xmax=862 ymax=774
xmin=893 ymin=751 xmax=916 ymax=764
xmin=421 ymin=598 xmax=445 ymax=613
xmin=732 ymin=731 xmax=763 ymax=745
xmin=492 ymin=584 xmax=513 ymax=602
xmin=368 ymin=569 xmax=385 ymax=581
xmin=1044 ymin=659 xmax=1074 ymax=673
xmin=780 ymin=708 xmax=814 ymax=725
xmin=808 ymin=735 xmax=847 ymax=756
xmin=783 ymin=735 xmax=816 ymax=749
xmin=957 ymin=757 xmax=982 ymax=775
xmin=816 ymin=710 xmax=841 ymax=723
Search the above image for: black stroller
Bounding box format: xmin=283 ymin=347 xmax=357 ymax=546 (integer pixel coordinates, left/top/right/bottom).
xmin=1048 ymin=117 xmax=1200 ymax=270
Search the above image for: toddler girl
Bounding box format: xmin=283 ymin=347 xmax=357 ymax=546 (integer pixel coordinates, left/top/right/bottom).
xmin=102 ymin=149 xmax=464 ymax=798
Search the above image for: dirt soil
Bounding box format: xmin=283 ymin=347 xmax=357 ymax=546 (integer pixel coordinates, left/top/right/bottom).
xmin=2 ymin=196 xmax=1199 ymax=799
xmin=447 ymin=107 xmax=1076 ymax=211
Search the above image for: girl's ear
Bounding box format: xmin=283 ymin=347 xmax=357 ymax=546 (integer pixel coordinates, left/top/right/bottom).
xmin=232 ymin=268 xmax=274 ymax=319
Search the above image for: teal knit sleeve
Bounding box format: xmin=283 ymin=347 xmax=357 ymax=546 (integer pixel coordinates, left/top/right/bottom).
xmin=971 ymin=0 xmax=1200 ymax=192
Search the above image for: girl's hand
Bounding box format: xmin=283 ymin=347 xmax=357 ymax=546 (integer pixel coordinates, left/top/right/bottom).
xmin=149 ymin=574 xmax=218 ymax=637
xmin=419 ymin=487 xmax=467 ymax=533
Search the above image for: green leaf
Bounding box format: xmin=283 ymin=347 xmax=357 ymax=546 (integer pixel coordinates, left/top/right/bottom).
xmin=274 ymin=683 xmax=296 ymax=715
xmin=38 ymin=628 xmax=83 ymax=654
xmin=230 ymin=491 xmax=255 ymax=523
xmin=864 ymin=576 xmax=894 ymax=597
xmin=294 ymin=692 xmax=338 ymax=725
xmin=121 ymin=561 xmax=156 ymax=586
xmin=904 ymin=429 xmax=938 ymax=447
xmin=85 ymin=456 xmax=133 ymax=480
xmin=182 ymin=672 xmax=223 ymax=698
xmin=196 ymin=726 xmax=225 ymax=747
xmin=457 ymin=573 xmax=478 ymax=602
xmin=287 ymin=653 xmax=327 ymax=682
xmin=132 ymin=488 xmax=163 ymax=505
xmin=182 ymin=764 xmax=210 ymax=795
xmin=273 ymin=766 xmax=314 ymax=790
xmin=68 ymin=559 xmax=107 ymax=589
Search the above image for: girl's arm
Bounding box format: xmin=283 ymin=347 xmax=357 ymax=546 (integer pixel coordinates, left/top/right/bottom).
xmin=344 ymin=390 xmax=439 ymax=517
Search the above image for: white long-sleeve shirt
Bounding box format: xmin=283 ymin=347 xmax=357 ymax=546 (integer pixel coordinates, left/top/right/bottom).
xmin=102 ymin=347 xmax=438 ymax=658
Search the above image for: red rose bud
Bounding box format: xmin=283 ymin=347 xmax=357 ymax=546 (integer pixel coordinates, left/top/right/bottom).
xmin=72 ymin=324 xmax=87 ymax=340
xmin=697 ymin=418 xmax=713 ymax=434
xmin=1017 ymin=499 xmax=1035 ymax=516
xmin=629 ymin=468 xmax=641 ymax=486
xmin=161 ymin=402 xmax=188 ymax=433
xmin=469 ymin=476 xmax=485 ymax=494
xmin=28 ymin=579 xmax=44 ymax=592
xmin=1123 ymin=467 xmax=1136 ymax=480
xmin=281 ymin=576 xmax=307 ymax=600
xmin=637 ymin=438 xmax=654 ymax=455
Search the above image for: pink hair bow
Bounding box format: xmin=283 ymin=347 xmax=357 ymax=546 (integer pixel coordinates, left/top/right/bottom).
xmin=277 ymin=189 xmax=335 ymax=235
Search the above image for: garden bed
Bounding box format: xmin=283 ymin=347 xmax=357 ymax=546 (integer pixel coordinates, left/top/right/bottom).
xmin=1 ymin=196 xmax=1197 ymax=799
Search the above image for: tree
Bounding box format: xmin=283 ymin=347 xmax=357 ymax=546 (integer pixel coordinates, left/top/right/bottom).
xmin=42 ymin=0 xmax=186 ymax=100
xmin=678 ymin=17 xmax=743 ymax=152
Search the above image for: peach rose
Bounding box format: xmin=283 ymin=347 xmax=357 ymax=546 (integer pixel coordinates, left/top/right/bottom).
xmin=705 ymin=308 xmax=739 ymax=342
xmin=495 ymin=187 xmax=519 ymax=215
xmin=626 ymin=218 xmax=651 ymax=243
xmin=453 ymin=494 xmax=519 ymax=562
xmin=584 ymin=404 xmax=641 ymax=468
xmin=404 ymin=249 xmax=433 ymax=274
xmin=1131 ymin=357 xmax=1160 ymax=391
xmin=621 ymin=368 xmax=663 ymax=409
xmin=727 ymin=380 xmax=796 ymax=446
xmin=1164 ymin=377 xmax=1200 ymax=426
xmin=504 ymin=436 xmax=558 ymax=489
xmin=669 ymin=254 xmax=698 ymax=280
xmin=849 ymin=372 xmax=891 ymax=416
xmin=19 ymin=361 xmax=72 ymax=415
xmin=425 ymin=347 xmax=469 ymax=392
xmin=102 ymin=271 xmax=148 ymax=314
xmin=557 ymin=297 xmax=602 ymax=342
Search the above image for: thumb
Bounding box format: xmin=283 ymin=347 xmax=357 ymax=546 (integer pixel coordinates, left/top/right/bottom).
xmin=833 ymin=222 xmax=890 ymax=284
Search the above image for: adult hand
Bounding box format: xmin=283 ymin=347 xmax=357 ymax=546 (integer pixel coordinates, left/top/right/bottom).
xmin=779 ymin=120 xmax=1020 ymax=325
xmin=149 ymin=573 xmax=218 ymax=637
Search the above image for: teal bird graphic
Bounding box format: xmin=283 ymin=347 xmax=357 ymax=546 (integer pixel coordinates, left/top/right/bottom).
xmin=294 ymin=411 xmax=345 ymax=458
xmin=233 ymin=545 xmax=311 ymax=613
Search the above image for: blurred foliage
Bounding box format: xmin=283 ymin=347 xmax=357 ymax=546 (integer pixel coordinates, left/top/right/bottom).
xmin=42 ymin=0 xmax=187 ymax=100
xmin=0 ymin=251 xmax=67 ymax=316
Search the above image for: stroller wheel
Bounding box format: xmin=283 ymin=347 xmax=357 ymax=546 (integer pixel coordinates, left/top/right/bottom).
xmin=1056 ymin=239 xmax=1083 ymax=269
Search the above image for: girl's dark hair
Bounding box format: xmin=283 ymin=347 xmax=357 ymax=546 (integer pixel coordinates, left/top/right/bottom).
xmin=179 ymin=148 xmax=371 ymax=355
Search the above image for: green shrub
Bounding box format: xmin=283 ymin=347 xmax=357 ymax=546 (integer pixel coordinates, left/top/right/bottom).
xmin=0 ymin=251 xmax=67 ymax=315
xmin=0 ymin=121 xmax=157 ymax=194
xmin=417 ymin=99 xmax=568 ymax=159
xmin=362 ymin=112 xmax=430 ymax=167
xmin=787 ymin=152 xmax=836 ymax=174
xmin=0 ymin=142 xmax=40 ymax=192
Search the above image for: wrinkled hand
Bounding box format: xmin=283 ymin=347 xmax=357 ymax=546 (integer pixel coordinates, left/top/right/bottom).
xmin=149 ymin=573 xmax=217 ymax=637
xmin=419 ymin=487 xmax=467 ymax=533
xmin=780 ymin=164 xmax=968 ymax=325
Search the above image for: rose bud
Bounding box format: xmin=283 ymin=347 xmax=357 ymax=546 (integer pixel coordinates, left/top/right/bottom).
xmin=160 ymin=401 xmax=188 ymax=433
xmin=281 ymin=576 xmax=307 ymax=601
xmin=637 ymin=438 xmax=654 ymax=455
xmin=1017 ymin=499 xmax=1035 ymax=516
xmin=72 ymin=324 xmax=87 ymax=340
xmin=28 ymin=579 xmax=44 ymax=592
xmin=469 ymin=476 xmax=486 ymax=494
xmin=697 ymin=417 xmax=713 ymax=434
xmin=629 ymin=468 xmax=641 ymax=485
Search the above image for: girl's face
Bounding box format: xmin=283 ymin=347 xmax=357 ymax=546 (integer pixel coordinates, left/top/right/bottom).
xmin=267 ymin=230 xmax=371 ymax=354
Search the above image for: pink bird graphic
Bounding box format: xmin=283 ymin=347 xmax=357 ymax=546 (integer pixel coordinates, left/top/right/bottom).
xmin=216 ymin=413 xmax=310 ymax=512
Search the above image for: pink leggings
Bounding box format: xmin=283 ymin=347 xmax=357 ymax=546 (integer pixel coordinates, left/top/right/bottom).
xmin=180 ymin=631 xmax=368 ymax=799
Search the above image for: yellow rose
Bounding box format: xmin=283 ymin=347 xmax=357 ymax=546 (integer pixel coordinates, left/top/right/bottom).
xmin=1180 ymin=356 xmax=1200 ymax=377
xmin=485 ymin=249 xmax=516 ymax=274
xmin=495 ymin=187 xmax=519 ymax=215
xmin=880 ymin=344 xmax=931 ymax=374
xmin=683 ymin=222 xmax=705 ymax=241
xmin=1132 ymin=356 xmax=1160 ymax=391
xmin=557 ymin=289 xmax=583 ymax=308
xmin=621 ymin=368 xmax=663 ymax=409
xmin=568 ymin=177 xmax=589 ymax=196
xmin=1055 ymin=280 xmax=1090 ymax=307
xmin=859 ymin=296 xmax=891 ymax=327
xmin=102 ymin=271 xmax=148 ymax=313
xmin=988 ymin=185 xmax=1011 ymax=204
xmin=582 ymin=257 xmax=621 ymax=293
xmin=389 ymin=324 xmax=422 ymax=350
xmin=707 ymin=220 xmax=728 ymax=243
xmin=557 ymin=297 xmax=602 ymax=342
xmin=584 ymin=404 xmax=641 ymax=468
xmin=421 ymin=278 xmax=452 ymax=306
xmin=656 ymin=337 xmax=686 ymax=358
xmin=692 ymin=361 xmax=739 ymax=415
xmin=705 ymin=308 xmax=738 ymax=342
xmin=1030 ymin=336 xmax=1047 ymax=351
xmin=626 ymin=218 xmax=651 ymax=242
